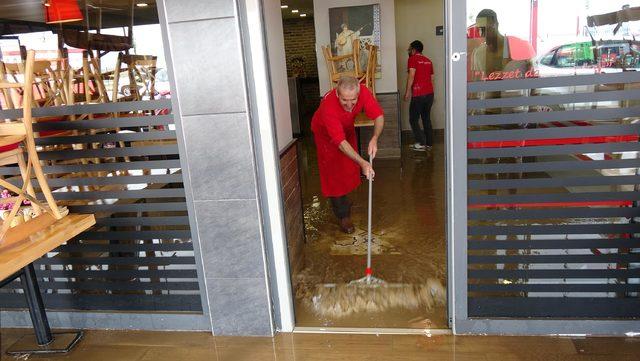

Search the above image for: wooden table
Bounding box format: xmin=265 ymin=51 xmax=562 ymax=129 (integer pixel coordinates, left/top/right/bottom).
xmin=354 ymin=113 xmax=375 ymax=157
xmin=0 ymin=213 xmax=96 ymax=356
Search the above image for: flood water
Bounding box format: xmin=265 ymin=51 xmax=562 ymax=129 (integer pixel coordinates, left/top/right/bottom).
xmin=293 ymin=132 xmax=448 ymax=329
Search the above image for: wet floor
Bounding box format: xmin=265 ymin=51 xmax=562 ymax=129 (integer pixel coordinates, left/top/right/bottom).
xmin=4 ymin=328 xmax=639 ymax=361
xmin=293 ymin=131 xmax=448 ymax=329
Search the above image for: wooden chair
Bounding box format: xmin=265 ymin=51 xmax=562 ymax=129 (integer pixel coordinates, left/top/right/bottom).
xmin=38 ymin=58 xmax=74 ymax=107
xmin=67 ymin=51 xmax=125 ymax=170
xmin=0 ymin=62 xmax=46 ymax=110
xmin=80 ymin=51 xmax=109 ymax=105
xmin=0 ymin=58 xmax=77 ymax=145
xmin=322 ymin=39 xmax=364 ymax=90
xmin=361 ymin=43 xmax=378 ymax=96
xmin=111 ymin=54 xmax=159 ymax=164
xmin=111 ymin=54 xmax=158 ymax=103
xmin=322 ymin=39 xmax=377 ymax=96
xmin=0 ymin=50 xmax=68 ymax=244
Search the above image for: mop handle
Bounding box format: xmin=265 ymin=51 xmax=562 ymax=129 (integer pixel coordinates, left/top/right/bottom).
xmin=366 ymin=156 xmax=373 ymax=281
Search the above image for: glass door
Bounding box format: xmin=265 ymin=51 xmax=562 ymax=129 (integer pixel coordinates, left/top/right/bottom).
xmin=448 ymin=0 xmax=640 ymax=335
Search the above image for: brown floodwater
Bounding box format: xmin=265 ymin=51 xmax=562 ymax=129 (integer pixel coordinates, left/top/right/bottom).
xmin=293 ymin=133 xmax=448 ymax=329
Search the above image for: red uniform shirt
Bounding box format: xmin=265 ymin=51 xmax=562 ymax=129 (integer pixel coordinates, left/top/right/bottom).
xmin=311 ymin=84 xmax=383 ymax=197
xmin=408 ymin=53 xmax=434 ymax=97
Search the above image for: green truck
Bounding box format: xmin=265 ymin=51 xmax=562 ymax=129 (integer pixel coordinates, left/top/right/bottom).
xmin=539 ymin=40 xmax=640 ymax=70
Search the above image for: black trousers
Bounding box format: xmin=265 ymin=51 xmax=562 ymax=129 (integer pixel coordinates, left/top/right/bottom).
xmin=409 ymin=94 xmax=434 ymax=146
xmin=329 ymin=195 xmax=351 ymax=219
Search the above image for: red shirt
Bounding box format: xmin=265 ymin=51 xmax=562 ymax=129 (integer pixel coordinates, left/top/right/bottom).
xmin=408 ymin=53 xmax=434 ymax=97
xmin=311 ymin=84 xmax=384 ymax=197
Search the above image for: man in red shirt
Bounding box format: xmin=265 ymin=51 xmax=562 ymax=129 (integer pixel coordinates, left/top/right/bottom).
xmin=404 ymin=40 xmax=435 ymax=151
xmin=311 ymin=76 xmax=384 ymax=233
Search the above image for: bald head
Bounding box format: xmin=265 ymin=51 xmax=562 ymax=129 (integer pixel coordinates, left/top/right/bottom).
xmin=336 ymin=76 xmax=360 ymax=112
xmin=337 ymin=76 xmax=360 ymax=94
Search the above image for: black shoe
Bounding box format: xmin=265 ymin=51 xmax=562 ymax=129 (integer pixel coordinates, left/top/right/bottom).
xmin=340 ymin=217 xmax=355 ymax=234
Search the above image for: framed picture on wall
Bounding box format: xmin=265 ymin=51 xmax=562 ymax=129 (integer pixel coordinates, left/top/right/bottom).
xmin=329 ymin=4 xmax=382 ymax=78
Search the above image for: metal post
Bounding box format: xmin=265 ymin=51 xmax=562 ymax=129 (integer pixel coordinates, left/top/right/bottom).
xmin=7 ymin=265 xmax=84 ymax=355
xmin=530 ymin=0 xmax=539 ymax=53
xmin=20 ymin=264 xmax=53 ymax=346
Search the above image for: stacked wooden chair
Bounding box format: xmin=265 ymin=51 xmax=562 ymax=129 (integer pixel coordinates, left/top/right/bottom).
xmin=111 ymin=53 xmax=163 ymax=174
xmin=322 ymin=38 xmax=364 ymax=91
xmin=361 ymin=43 xmax=378 ymax=96
xmin=80 ymin=51 xmax=109 ymax=105
xmin=0 ymin=57 xmax=73 ymax=109
xmin=0 ymin=54 xmax=90 ymax=179
xmin=111 ymin=54 xmax=158 ymax=103
xmin=0 ymin=50 xmax=68 ymax=245
xmin=33 ymin=58 xmax=73 ymax=108
xmin=322 ymin=39 xmax=378 ymax=96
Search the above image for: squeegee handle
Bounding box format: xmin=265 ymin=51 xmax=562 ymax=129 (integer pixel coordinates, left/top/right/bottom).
xmin=366 ymin=156 xmax=373 ymax=275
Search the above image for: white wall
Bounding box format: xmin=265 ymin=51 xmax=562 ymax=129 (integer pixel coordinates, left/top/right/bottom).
xmin=395 ymin=0 xmax=445 ymax=130
xmin=264 ymin=0 xmax=294 ymax=151
xmin=314 ymin=0 xmax=398 ymax=95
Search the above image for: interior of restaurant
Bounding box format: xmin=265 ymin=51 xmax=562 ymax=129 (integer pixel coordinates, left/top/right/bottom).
xmin=279 ymin=0 xmax=640 ymax=330
xmin=278 ymin=0 xmax=449 ymax=329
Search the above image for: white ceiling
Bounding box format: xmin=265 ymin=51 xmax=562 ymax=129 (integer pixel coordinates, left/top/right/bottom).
xmin=281 ymin=0 xmax=314 ymax=19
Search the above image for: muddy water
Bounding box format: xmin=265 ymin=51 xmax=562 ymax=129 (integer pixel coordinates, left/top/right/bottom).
xmin=293 ymin=134 xmax=448 ymax=329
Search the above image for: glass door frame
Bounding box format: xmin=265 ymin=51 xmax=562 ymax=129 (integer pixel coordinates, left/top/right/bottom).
xmin=445 ymin=0 xmax=639 ymax=336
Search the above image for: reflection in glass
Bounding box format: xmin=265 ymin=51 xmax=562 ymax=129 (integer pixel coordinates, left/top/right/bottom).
xmin=0 ymin=1 xmax=199 ymax=312
xmin=465 ymin=1 xmax=640 ymax=318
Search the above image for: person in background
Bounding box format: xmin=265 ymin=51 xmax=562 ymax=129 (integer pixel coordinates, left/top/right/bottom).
xmin=404 ymin=40 xmax=435 ymax=152
xmin=311 ymin=76 xmax=384 ymax=234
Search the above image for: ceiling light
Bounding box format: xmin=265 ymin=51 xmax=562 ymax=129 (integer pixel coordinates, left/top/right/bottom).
xmin=281 ymin=5 xmax=288 ymax=9
xmin=300 ymin=13 xmax=307 ymax=17
xmin=136 ymin=2 xmax=148 ymax=7
xmin=291 ymin=9 xmax=299 ymax=13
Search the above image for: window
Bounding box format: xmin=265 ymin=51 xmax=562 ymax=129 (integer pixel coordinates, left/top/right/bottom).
xmin=556 ymin=45 xmax=577 ymax=68
xmin=540 ymin=50 xmax=555 ymax=66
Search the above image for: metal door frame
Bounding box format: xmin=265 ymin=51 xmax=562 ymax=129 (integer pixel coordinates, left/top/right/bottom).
xmin=445 ymin=0 xmax=639 ymax=336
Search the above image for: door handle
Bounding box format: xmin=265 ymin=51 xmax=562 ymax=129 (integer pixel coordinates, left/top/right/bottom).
xmin=451 ymin=52 xmax=467 ymax=62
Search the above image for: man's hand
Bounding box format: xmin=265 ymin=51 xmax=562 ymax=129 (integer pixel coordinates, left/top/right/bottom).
xmin=359 ymin=160 xmax=375 ymax=180
xmin=368 ymin=137 xmax=378 ymax=159
xmin=404 ymin=93 xmax=411 ymax=102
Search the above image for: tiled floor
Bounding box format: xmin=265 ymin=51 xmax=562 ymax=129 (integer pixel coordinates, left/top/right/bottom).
xmin=2 ymin=328 xmax=639 ymax=360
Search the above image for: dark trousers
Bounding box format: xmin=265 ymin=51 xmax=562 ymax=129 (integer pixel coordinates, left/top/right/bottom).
xmin=329 ymin=195 xmax=351 ymax=219
xmin=409 ymin=94 xmax=434 ymax=146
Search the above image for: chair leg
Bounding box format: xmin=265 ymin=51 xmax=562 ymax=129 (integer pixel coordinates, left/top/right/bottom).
xmin=0 ymin=194 xmax=25 ymax=237
xmin=16 ymin=150 xmax=42 ymax=216
xmin=23 ymin=141 xmax=62 ymax=219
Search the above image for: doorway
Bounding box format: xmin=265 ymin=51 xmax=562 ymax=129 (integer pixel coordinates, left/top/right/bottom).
xmin=279 ymin=0 xmax=450 ymax=330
